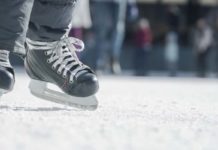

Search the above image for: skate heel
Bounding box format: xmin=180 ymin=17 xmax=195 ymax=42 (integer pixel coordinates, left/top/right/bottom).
xmin=24 ymin=59 xmax=41 ymax=81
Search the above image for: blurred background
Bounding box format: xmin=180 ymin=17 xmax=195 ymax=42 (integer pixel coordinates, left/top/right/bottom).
xmin=2 ymin=1 xmax=218 ymax=149
xmin=13 ymin=0 xmax=218 ymax=78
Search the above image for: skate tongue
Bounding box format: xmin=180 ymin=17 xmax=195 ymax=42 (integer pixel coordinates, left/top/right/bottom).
xmin=68 ymin=37 xmax=85 ymax=52
xmin=72 ymin=43 xmax=83 ymax=50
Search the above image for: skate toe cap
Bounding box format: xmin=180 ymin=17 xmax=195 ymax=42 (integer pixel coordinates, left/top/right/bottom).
xmin=70 ymin=73 xmax=99 ymax=97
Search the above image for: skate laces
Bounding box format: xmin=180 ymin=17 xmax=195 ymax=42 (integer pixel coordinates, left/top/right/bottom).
xmin=27 ymin=37 xmax=89 ymax=83
xmin=48 ymin=37 xmax=89 ymax=82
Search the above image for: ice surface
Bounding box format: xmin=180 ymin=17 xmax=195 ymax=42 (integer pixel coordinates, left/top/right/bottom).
xmin=0 ymin=70 xmax=218 ymax=150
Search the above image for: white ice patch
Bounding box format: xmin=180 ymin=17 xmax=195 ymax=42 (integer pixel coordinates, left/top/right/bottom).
xmin=0 ymin=71 xmax=218 ymax=150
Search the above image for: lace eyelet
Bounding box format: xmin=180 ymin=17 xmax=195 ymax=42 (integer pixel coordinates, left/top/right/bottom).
xmin=57 ymin=71 xmax=61 ymax=74
xmin=62 ymin=75 xmax=67 ymax=78
xmin=47 ymin=60 xmax=50 ymax=63
xmin=52 ymin=66 xmax=55 ymax=70
xmin=69 ymin=80 xmax=73 ymax=84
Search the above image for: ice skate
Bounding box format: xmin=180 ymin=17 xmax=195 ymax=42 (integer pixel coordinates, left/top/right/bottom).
xmin=0 ymin=50 xmax=15 ymax=98
xmin=25 ymin=37 xmax=99 ymax=110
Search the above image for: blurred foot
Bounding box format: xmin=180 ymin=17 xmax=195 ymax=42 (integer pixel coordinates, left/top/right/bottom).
xmin=0 ymin=50 xmax=15 ymax=97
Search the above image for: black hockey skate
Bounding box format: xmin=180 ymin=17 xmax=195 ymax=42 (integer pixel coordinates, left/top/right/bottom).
xmin=0 ymin=66 xmax=15 ymax=97
xmin=25 ymin=37 xmax=99 ymax=110
xmin=0 ymin=50 xmax=15 ymax=98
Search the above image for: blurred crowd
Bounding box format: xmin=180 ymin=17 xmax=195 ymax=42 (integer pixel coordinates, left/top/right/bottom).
xmin=69 ymin=0 xmax=218 ymax=78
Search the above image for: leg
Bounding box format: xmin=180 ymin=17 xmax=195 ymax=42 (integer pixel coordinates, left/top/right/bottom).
xmin=0 ymin=0 xmax=34 ymax=55
xmin=27 ymin=0 xmax=77 ymax=41
xmin=134 ymin=48 xmax=145 ymax=76
xmin=0 ymin=0 xmax=34 ymax=97
xmin=25 ymin=0 xmax=99 ymax=109
xmin=111 ymin=0 xmax=127 ymax=74
xmin=90 ymin=1 xmax=115 ymax=72
xmin=168 ymin=61 xmax=177 ymax=77
xmin=216 ymin=49 xmax=218 ymax=76
xmin=196 ymin=53 xmax=202 ymax=77
xmin=197 ymin=52 xmax=206 ymax=77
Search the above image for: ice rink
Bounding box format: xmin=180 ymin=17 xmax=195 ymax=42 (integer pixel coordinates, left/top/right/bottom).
xmin=0 ymin=69 xmax=218 ymax=150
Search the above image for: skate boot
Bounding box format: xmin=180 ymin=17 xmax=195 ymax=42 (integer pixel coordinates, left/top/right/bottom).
xmin=0 ymin=50 xmax=15 ymax=98
xmin=25 ymin=37 xmax=99 ymax=110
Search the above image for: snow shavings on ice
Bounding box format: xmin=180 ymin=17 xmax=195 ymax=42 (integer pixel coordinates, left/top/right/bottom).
xmin=0 ymin=71 xmax=218 ymax=150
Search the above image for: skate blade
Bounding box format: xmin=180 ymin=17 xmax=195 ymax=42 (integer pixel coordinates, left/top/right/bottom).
xmin=29 ymin=80 xmax=98 ymax=110
xmin=0 ymin=89 xmax=7 ymax=98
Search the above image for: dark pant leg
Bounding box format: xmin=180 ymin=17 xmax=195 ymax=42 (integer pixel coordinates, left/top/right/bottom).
xmin=216 ymin=49 xmax=218 ymax=76
xmin=0 ymin=0 xmax=34 ymax=55
xmin=89 ymin=1 xmax=117 ymax=70
xmin=197 ymin=50 xmax=209 ymax=77
xmin=134 ymin=48 xmax=147 ymax=76
xmin=27 ymin=0 xmax=77 ymax=42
